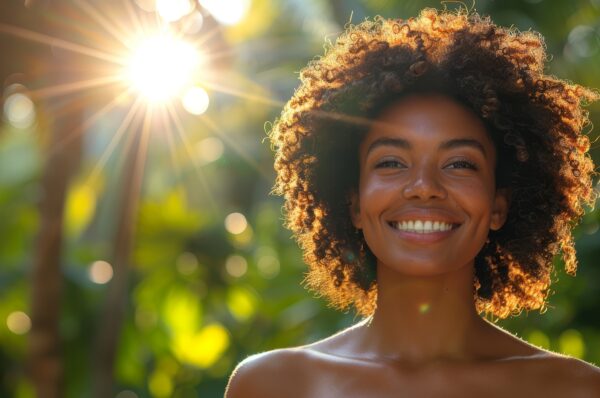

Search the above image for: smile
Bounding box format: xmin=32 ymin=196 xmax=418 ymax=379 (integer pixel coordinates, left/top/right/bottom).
xmin=388 ymin=220 xmax=458 ymax=234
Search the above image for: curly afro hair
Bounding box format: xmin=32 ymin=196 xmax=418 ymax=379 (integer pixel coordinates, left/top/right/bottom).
xmin=269 ymin=8 xmax=598 ymax=318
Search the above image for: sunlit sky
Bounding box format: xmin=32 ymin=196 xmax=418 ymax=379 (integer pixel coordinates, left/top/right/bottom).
xmin=0 ymin=0 xmax=289 ymax=205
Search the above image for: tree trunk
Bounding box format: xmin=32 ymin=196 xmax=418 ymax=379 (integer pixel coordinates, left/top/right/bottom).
xmin=28 ymin=57 xmax=84 ymax=398
xmin=92 ymin=109 xmax=150 ymax=398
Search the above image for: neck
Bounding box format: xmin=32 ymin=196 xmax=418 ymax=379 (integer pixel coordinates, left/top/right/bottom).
xmin=358 ymin=261 xmax=487 ymax=364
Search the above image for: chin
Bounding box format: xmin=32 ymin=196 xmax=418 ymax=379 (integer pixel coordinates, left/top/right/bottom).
xmin=376 ymin=255 xmax=475 ymax=277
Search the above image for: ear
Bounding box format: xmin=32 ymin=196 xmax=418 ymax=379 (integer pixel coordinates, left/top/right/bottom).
xmin=490 ymin=188 xmax=509 ymax=231
xmin=349 ymin=191 xmax=362 ymax=229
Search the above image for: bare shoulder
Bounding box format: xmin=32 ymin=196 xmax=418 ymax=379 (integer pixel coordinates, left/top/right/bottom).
xmin=225 ymin=348 xmax=312 ymax=398
xmin=502 ymin=351 xmax=600 ymax=397
xmin=540 ymin=353 xmax=600 ymax=395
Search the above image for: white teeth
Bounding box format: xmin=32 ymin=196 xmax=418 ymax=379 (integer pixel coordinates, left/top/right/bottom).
xmin=391 ymin=220 xmax=454 ymax=233
xmin=414 ymin=220 xmax=423 ymax=231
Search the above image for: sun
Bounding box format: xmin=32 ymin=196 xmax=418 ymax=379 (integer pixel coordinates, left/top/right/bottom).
xmin=126 ymin=34 xmax=201 ymax=103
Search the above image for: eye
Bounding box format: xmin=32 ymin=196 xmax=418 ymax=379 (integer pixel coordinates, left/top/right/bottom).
xmin=445 ymin=160 xmax=478 ymax=170
xmin=375 ymin=159 xmax=407 ymax=169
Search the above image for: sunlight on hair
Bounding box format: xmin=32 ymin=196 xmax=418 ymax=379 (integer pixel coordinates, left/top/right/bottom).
xmin=199 ymin=0 xmax=251 ymax=25
xmin=3 ymin=92 xmax=35 ymax=129
xmin=126 ymin=34 xmax=201 ymax=103
xmin=156 ymin=0 xmax=194 ymax=22
xmin=224 ymin=212 xmax=248 ymax=235
xmin=88 ymin=260 xmax=114 ymax=284
xmin=182 ymin=86 xmax=210 ymax=115
xmin=6 ymin=311 xmax=31 ymax=335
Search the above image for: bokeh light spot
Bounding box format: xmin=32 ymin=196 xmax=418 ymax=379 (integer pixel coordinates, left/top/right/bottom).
xmin=225 ymin=212 xmax=248 ymax=235
xmin=88 ymin=260 xmax=114 ymax=284
xmin=527 ymin=329 xmax=550 ymax=349
xmin=196 ymin=136 xmax=224 ymax=164
xmin=148 ymin=370 xmax=173 ymax=397
xmin=176 ymin=252 xmax=199 ymax=275
xmin=225 ymin=255 xmax=247 ymax=277
xmin=559 ymin=329 xmax=585 ymax=358
xmin=257 ymin=254 xmax=280 ymax=278
xmin=65 ymin=183 xmax=96 ymax=237
xmin=6 ymin=311 xmax=31 ymax=335
xmin=199 ymin=0 xmax=251 ymax=25
xmin=172 ymin=323 xmax=230 ymax=368
xmin=183 ymin=12 xmax=204 ymax=35
xmin=156 ymin=0 xmax=194 ymax=22
xmin=163 ymin=289 xmax=202 ymax=335
xmin=182 ymin=86 xmax=210 ymax=115
xmin=418 ymin=302 xmax=431 ymax=314
xmin=564 ymin=25 xmax=597 ymax=61
xmin=3 ymin=93 xmax=35 ymax=129
xmin=227 ymin=287 xmax=257 ymax=321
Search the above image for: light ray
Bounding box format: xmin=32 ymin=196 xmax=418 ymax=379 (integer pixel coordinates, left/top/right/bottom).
xmin=73 ymin=0 xmax=130 ymax=48
xmin=157 ymin=105 xmax=183 ymax=181
xmin=48 ymin=89 xmax=134 ymax=159
xmin=134 ymin=104 xmax=153 ymax=200
xmin=87 ymin=97 xmax=144 ymax=185
xmin=198 ymin=79 xmax=283 ymax=108
xmin=309 ymin=109 xmax=376 ymax=129
xmin=164 ymin=103 xmax=218 ymax=213
xmin=123 ymin=0 xmax=147 ymax=40
xmin=190 ymin=23 xmax=223 ymax=50
xmin=125 ymin=0 xmax=159 ymax=42
xmin=199 ymin=113 xmax=272 ymax=182
xmin=29 ymin=76 xmax=123 ymax=101
xmin=0 ymin=23 xmax=124 ymax=65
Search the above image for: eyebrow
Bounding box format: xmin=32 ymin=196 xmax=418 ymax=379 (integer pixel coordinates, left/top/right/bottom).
xmin=366 ymin=137 xmax=487 ymax=158
xmin=439 ymin=138 xmax=487 ymax=158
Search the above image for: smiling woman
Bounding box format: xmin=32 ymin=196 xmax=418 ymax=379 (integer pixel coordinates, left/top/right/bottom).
xmin=352 ymin=94 xmax=507 ymax=279
xmin=226 ymin=7 xmax=600 ymax=397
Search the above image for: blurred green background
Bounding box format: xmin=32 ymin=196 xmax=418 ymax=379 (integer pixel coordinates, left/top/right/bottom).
xmin=0 ymin=0 xmax=598 ymax=397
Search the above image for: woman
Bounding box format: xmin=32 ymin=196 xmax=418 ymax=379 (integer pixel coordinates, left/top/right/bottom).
xmin=226 ymin=8 xmax=600 ymax=397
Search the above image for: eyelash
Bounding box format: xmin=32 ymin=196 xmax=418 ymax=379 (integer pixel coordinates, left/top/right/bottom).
xmin=375 ymin=159 xmax=406 ymax=169
xmin=374 ymin=159 xmax=478 ymax=170
xmin=445 ymin=160 xmax=478 ymax=170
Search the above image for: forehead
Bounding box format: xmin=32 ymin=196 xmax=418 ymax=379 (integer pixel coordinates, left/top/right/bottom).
xmin=361 ymin=94 xmax=494 ymax=153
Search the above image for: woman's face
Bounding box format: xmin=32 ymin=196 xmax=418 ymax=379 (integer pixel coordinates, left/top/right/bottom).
xmin=351 ymin=94 xmax=508 ymax=276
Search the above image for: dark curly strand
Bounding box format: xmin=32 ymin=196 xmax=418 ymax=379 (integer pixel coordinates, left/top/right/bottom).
xmin=269 ymin=8 xmax=598 ymax=318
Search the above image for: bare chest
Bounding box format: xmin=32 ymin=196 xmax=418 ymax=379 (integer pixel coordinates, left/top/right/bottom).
xmin=295 ymin=360 xmax=579 ymax=398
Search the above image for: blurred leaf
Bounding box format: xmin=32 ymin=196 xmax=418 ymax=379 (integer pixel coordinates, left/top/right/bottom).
xmin=64 ymin=182 xmax=96 ymax=238
xmin=171 ymin=323 xmax=230 ymax=368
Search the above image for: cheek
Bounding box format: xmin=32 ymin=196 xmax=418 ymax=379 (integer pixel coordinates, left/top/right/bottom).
xmin=359 ymin=176 xmax=397 ymax=214
xmin=447 ymin=178 xmax=496 ymax=226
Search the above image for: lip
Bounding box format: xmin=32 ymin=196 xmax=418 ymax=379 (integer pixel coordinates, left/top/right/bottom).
xmin=384 ymin=208 xmax=463 ymax=243
xmin=386 ymin=222 xmax=460 ymax=243
xmin=385 ymin=208 xmax=463 ymax=225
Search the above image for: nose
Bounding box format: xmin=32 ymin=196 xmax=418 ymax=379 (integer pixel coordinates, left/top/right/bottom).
xmin=402 ymin=162 xmax=447 ymax=200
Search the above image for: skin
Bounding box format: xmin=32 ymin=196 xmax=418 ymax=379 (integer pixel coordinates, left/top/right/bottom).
xmin=226 ymin=95 xmax=600 ymax=397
